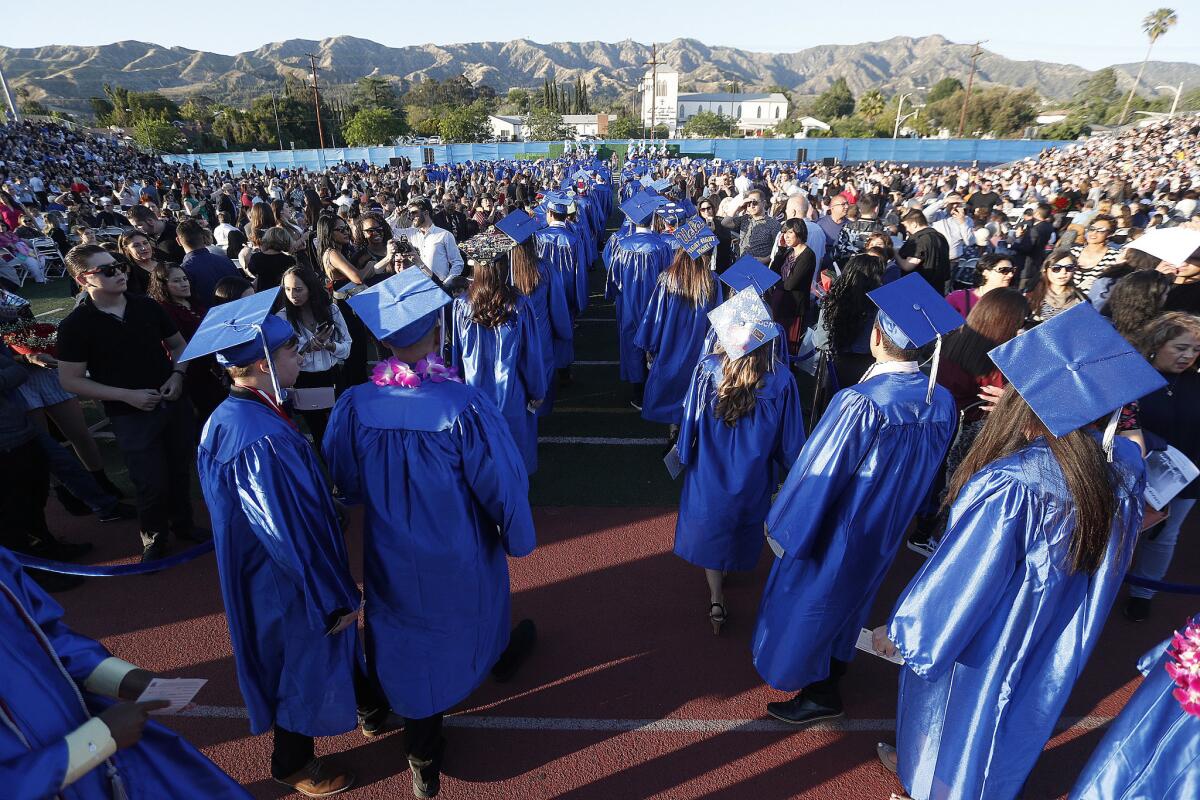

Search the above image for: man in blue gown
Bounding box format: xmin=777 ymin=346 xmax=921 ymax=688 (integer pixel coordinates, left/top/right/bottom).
xmin=188 ymin=291 xmax=396 ymax=798
xmin=607 ymin=190 xmax=676 ymax=410
xmin=0 ymin=545 xmax=249 ymax=799
xmin=752 ymin=274 xmax=960 ymax=725
xmin=535 ymin=192 xmax=584 ymax=383
xmin=327 ymin=270 xmax=538 ymax=799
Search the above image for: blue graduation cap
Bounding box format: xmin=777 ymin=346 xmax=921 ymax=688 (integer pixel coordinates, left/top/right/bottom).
xmin=720 ymin=255 xmax=781 ymax=294
xmin=542 ymin=191 xmax=572 ymax=216
xmin=656 ymin=202 xmax=686 ymax=227
xmin=495 ymin=209 xmax=538 ymax=246
xmin=673 ymin=216 xmax=719 ymax=259
xmin=706 ymin=289 xmax=780 ymax=361
xmin=638 ymin=175 xmax=655 ymax=188
xmin=348 ymin=269 xmax=451 ymax=349
xmin=178 ymin=287 xmax=293 ymax=401
xmin=621 ymin=191 xmax=666 ymax=226
xmin=988 ymin=302 xmax=1165 ymax=443
xmin=650 ymin=178 xmax=674 ymax=193
xmin=867 ymin=273 xmax=964 ymax=350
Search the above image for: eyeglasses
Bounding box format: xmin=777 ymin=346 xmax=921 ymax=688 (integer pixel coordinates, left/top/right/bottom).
xmin=85 ymin=263 xmax=128 ymax=278
xmin=1048 ymin=264 xmax=1076 ymax=273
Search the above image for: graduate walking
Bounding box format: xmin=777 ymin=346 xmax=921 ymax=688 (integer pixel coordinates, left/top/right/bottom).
xmin=873 ymin=303 xmax=1162 ymax=800
xmin=673 ymin=285 xmax=806 ymax=633
xmin=752 ymin=274 xmax=961 ymax=726
xmin=188 ymin=290 xmax=396 ymax=798
xmin=327 ymin=271 xmax=538 ymax=799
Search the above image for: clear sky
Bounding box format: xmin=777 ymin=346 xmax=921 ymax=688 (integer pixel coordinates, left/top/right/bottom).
xmin=2 ymin=0 xmax=1196 ymax=72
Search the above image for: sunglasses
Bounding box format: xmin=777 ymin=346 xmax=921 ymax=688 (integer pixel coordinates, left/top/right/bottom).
xmin=362 ymin=226 xmax=383 ymax=235
xmin=86 ymin=263 xmax=128 ymax=278
xmin=698 ymin=206 xmax=713 ymax=212
xmin=746 ymin=200 xmax=760 ymax=207
xmin=991 ymin=267 xmax=1016 ymax=275
xmin=333 ymin=226 xmax=350 ymax=233
xmin=1086 ymin=226 xmax=1112 ymax=234
xmin=1048 ymin=264 xmax=1076 ymax=273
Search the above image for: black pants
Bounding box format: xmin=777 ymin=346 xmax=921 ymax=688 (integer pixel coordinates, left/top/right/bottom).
xmin=107 ymin=398 xmax=195 ymax=547
xmin=0 ymin=437 xmax=51 ymax=551
xmin=403 ymin=713 xmax=445 ymax=762
xmin=270 ymin=664 xmax=393 ymax=779
xmin=802 ymin=656 xmax=849 ymax=709
xmin=293 ymin=367 xmax=340 ymax=448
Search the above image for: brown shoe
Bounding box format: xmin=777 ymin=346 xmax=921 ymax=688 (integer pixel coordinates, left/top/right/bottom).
xmin=274 ymin=758 xmax=355 ymax=797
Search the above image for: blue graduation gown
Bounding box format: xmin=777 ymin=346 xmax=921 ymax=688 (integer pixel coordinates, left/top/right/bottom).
xmin=535 ymin=225 xmax=585 ymax=324
xmin=519 ymin=259 xmax=573 ymax=416
xmin=452 ymin=295 xmax=547 ymax=475
xmin=323 ymin=381 xmax=537 ymax=720
xmin=674 ymin=355 xmax=806 ymax=570
xmin=608 ymin=232 xmax=675 ymax=384
xmin=1071 ymin=619 xmax=1200 ymax=800
xmin=565 ymin=221 xmax=593 ymax=311
xmin=634 ymin=278 xmax=718 ymax=424
xmin=197 ymin=395 xmax=363 ymax=737
xmin=888 ymin=435 xmax=1145 ymax=800
xmin=0 ymin=547 xmax=248 ymax=800
xmin=752 ymin=372 xmax=956 ymax=691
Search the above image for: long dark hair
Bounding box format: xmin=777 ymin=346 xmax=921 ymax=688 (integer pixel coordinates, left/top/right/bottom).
xmin=660 ymin=249 xmax=714 ymax=308
xmin=823 ymin=253 xmax=885 ymax=352
xmin=148 ymin=263 xmax=186 ymax=306
xmin=941 ymin=289 xmax=1028 ymax=376
xmin=944 ymin=386 xmax=1118 ymax=575
xmin=509 ymin=239 xmax=542 ymax=297
xmin=1026 ymin=250 xmax=1079 ymax=310
xmin=314 ymin=215 xmax=348 ymax=280
xmin=713 ymin=344 xmax=769 ymax=426
xmin=281 ymin=266 xmax=334 ymax=328
xmin=467 ymin=257 xmax=518 ymax=328
xmin=1100 ymin=270 xmax=1172 ymax=340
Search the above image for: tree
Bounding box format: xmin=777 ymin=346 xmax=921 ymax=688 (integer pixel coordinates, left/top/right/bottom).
xmin=651 ymin=124 xmax=670 ymax=139
xmin=351 ymin=76 xmax=401 ymax=111
xmin=505 ymin=88 xmax=532 ymax=114
xmin=526 ymin=106 xmax=570 ymax=140
xmin=1181 ymin=87 xmax=1200 ymax=113
xmin=923 ymin=86 xmax=1037 ymax=137
xmin=856 ymin=89 xmax=886 ymax=120
xmin=1073 ymin=68 xmax=1121 ymax=123
xmin=927 ymin=77 xmax=963 ymax=104
xmin=1118 ymin=7 xmax=1178 ymax=124
xmin=812 ymin=78 xmax=855 ymax=120
xmin=342 ymin=107 xmax=408 ymax=146
xmin=438 ymin=100 xmax=492 ymax=142
xmin=830 ymin=116 xmax=879 ymax=138
xmin=682 ymin=110 xmax=733 ymax=137
xmin=607 ymin=113 xmax=641 ymax=139
xmin=131 ymin=118 xmax=184 ymax=152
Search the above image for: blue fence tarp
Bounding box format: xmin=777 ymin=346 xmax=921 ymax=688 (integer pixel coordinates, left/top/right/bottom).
xmin=163 ymin=138 xmax=1067 ymax=172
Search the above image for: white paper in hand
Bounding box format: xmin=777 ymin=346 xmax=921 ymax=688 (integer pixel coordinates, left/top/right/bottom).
xmin=856 ymin=627 xmax=904 ymax=665
xmin=136 ymin=678 xmax=207 ymax=715
xmin=663 ymin=445 xmax=683 ymax=480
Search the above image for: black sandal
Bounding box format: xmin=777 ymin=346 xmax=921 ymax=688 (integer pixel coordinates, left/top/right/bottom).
xmin=709 ymin=602 xmax=727 ymax=636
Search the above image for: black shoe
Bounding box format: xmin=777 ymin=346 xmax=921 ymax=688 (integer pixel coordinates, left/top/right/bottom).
xmin=28 ymin=535 xmax=94 ymax=562
xmin=408 ymin=738 xmax=445 ymax=799
xmin=491 ymin=619 xmax=537 ymax=683
xmin=630 ymin=398 xmax=642 ymax=411
xmin=906 ymin=536 xmax=937 ymax=557
xmin=1124 ymin=596 xmax=1152 ymax=623
xmin=558 ymin=368 xmax=574 ymax=388
xmin=28 ymin=569 xmax=85 ymax=593
xmin=141 ymin=539 xmax=169 ymax=564
xmin=360 ymin=710 xmax=404 ymax=739
xmin=90 ymin=470 xmax=126 ymax=499
xmin=98 ymin=502 xmax=137 ymax=523
xmin=53 ymin=484 xmax=92 ymax=516
xmin=174 ymin=525 xmax=212 ymax=543
xmin=765 ymin=694 xmax=844 ymax=726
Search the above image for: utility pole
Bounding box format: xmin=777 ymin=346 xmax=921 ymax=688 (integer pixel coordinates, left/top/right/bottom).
xmin=270 ymin=91 xmax=283 ymax=150
xmin=0 ymin=63 xmax=20 ymax=123
xmin=306 ymin=53 xmax=326 ymax=149
xmin=644 ymin=44 xmax=664 ymax=140
xmin=957 ymin=41 xmax=986 ymax=138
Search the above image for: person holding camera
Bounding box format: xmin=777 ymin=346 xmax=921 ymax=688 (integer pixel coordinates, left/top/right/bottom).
xmin=392 ymin=197 xmax=464 ymax=284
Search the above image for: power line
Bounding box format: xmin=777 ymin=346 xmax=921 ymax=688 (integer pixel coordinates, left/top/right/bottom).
xmin=957 ymin=41 xmax=986 ymax=138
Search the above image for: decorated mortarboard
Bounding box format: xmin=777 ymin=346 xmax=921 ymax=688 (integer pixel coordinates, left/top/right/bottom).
xmin=638 ymin=175 xmax=655 ymax=188
xmin=495 ymin=209 xmax=539 ymax=246
xmin=673 ymin=216 xmax=719 ymax=259
xmin=988 ymin=302 xmax=1165 ymax=450
xmin=867 ymin=273 xmax=965 ymax=402
xmin=706 ymin=289 xmax=780 ymax=361
xmin=348 ymin=269 xmax=451 ymax=349
xmin=650 ymin=178 xmax=674 ymax=193
xmin=620 ymin=191 xmax=667 ymax=226
xmin=571 ymin=169 xmax=592 ymax=185
xmin=178 ymin=288 xmax=293 ymax=401
xmin=656 ymin=202 xmax=686 ymax=227
xmin=720 ymin=255 xmax=781 ymax=294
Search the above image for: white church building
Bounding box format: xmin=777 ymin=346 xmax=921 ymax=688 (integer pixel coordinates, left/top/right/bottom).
xmin=640 ymin=70 xmax=789 ymax=136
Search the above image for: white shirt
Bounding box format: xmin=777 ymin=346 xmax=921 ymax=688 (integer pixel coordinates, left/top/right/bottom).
xmin=393 ymin=224 xmax=464 ymax=280
xmin=931 ymin=215 xmax=973 ymax=259
xmin=213 ymin=222 xmax=237 ymax=247
xmin=278 ymin=304 xmax=352 ymax=374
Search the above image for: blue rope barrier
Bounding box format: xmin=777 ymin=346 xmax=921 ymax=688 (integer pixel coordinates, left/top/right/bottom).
xmin=14 ymin=541 xmax=215 ymax=577
xmin=1123 ymin=573 xmax=1200 ymax=595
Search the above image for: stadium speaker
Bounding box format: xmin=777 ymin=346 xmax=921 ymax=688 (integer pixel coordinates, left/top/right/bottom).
xmin=821 ymin=157 xmax=837 ymax=167
xmin=422 ymin=148 xmax=435 ymax=165
xmin=227 ymin=160 xmax=234 ymax=169
xmin=388 ymin=157 xmax=404 ymax=167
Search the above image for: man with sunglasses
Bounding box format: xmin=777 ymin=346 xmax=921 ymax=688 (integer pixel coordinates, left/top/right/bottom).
xmin=56 ymin=245 xmax=201 ymax=563
xmin=719 ymin=189 xmax=781 ymax=265
xmin=392 ymin=197 xmax=464 ymax=285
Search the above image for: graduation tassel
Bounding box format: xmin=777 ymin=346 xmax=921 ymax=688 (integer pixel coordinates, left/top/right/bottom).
xmin=253 ymin=323 xmax=284 ymax=405
xmin=1102 ymin=407 xmax=1121 ymax=463
xmin=926 ymin=332 xmax=943 ymax=405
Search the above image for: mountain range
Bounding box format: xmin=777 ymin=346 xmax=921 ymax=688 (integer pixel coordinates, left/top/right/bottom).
xmin=4 ymin=34 xmax=1199 ymax=115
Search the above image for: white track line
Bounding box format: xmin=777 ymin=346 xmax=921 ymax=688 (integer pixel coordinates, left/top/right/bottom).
xmin=538 ymin=436 xmax=668 ymax=445
xmin=174 ymin=706 xmax=1112 ymax=733
xmin=36 ymin=306 xmax=65 ymax=318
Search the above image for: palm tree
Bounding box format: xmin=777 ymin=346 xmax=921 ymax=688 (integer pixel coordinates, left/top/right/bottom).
xmin=857 ymin=90 xmax=886 ymax=120
xmin=1118 ymin=8 xmax=1178 ymax=125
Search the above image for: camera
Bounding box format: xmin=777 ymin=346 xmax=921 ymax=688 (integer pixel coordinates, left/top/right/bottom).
xmin=395 ymin=235 xmax=414 ymax=256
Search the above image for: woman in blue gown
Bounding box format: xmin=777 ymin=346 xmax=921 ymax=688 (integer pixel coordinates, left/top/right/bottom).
xmin=872 ymin=304 xmax=1162 ymax=800
xmin=634 ymin=247 xmax=719 ymax=429
xmin=452 ymin=256 xmax=547 ymax=476
xmin=673 ymin=293 xmax=806 ymax=634
xmin=1070 ymin=614 xmax=1200 ymax=800
xmin=0 ymin=544 xmax=249 ymax=799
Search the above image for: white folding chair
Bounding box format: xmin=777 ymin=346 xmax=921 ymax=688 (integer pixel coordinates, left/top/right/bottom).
xmin=31 ymin=238 xmax=66 ymax=279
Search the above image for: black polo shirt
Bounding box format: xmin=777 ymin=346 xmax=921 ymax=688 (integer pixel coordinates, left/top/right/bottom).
xmin=899 ymin=227 xmax=951 ymax=293
xmin=57 ymin=293 xmax=179 ymax=416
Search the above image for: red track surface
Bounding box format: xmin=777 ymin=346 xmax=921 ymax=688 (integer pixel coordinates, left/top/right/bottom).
xmin=47 ymin=497 xmax=1197 ymax=799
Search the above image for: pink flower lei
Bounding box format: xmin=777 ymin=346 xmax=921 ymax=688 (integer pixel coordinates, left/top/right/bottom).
xmin=1166 ymin=618 xmax=1200 ymax=718
xmin=371 ymin=352 xmax=461 ymax=389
